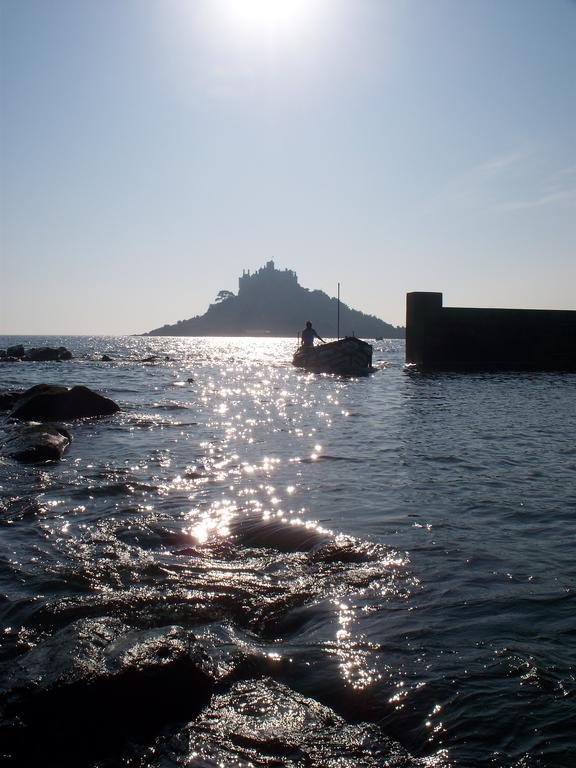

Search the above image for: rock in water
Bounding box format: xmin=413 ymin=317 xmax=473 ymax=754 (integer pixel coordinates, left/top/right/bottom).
xmin=24 ymin=346 xmax=73 ymax=361
xmin=0 ymin=390 xmax=24 ymax=411
xmin=5 ymin=344 xmax=25 ymax=359
xmin=0 ymin=345 xmax=72 ymax=361
xmin=1 ymin=424 xmax=72 ymax=463
xmin=145 ymin=678 xmax=419 ymax=767
xmin=10 ymin=384 xmax=120 ymax=421
xmin=0 ymin=618 xmax=215 ymax=766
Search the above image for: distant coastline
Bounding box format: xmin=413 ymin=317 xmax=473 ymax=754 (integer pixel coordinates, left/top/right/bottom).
xmin=145 ymin=261 xmax=404 ymax=339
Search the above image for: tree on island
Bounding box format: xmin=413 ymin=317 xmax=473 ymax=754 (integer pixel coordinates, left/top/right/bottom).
xmin=214 ymin=290 xmax=235 ymax=303
xmin=146 ymin=261 xmax=404 ymax=339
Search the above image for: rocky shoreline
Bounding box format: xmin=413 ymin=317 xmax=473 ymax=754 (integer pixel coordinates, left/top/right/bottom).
xmin=0 ymin=344 xmax=73 ymax=362
xmin=0 ymin=380 xmax=120 ymax=464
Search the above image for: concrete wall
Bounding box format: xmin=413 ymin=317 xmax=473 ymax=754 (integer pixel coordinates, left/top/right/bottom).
xmin=406 ymin=292 xmax=576 ymax=371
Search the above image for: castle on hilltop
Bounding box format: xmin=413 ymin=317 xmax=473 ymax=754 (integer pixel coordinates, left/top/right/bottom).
xmin=146 ymin=259 xmax=404 ymax=338
xmin=238 ymin=261 xmax=298 ymax=295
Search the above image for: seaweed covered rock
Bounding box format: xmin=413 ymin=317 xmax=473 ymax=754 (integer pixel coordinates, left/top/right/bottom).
xmin=1 ymin=424 xmax=71 ymax=463
xmin=10 ymin=384 xmax=119 ymax=421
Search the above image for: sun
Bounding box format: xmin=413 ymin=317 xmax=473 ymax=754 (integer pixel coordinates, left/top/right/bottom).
xmin=215 ymin=0 xmax=325 ymax=37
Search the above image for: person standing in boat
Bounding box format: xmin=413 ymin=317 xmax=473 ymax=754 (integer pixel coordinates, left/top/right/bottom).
xmin=301 ymin=321 xmax=325 ymax=347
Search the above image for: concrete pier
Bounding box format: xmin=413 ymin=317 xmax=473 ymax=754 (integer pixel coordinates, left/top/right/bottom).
xmin=406 ymin=293 xmax=576 ymax=371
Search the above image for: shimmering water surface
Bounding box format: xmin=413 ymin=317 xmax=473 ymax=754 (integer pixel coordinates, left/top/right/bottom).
xmin=0 ymin=336 xmax=575 ymax=767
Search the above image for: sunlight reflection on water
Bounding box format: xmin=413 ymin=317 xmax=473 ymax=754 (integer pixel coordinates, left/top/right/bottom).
xmin=1 ymin=335 xmax=575 ymax=766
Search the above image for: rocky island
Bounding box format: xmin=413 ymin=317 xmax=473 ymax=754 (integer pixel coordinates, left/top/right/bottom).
xmin=146 ymin=261 xmax=404 ymax=338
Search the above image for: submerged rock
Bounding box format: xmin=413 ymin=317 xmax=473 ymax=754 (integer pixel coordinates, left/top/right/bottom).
xmin=144 ymin=678 xmax=419 ymax=767
xmin=1 ymin=424 xmax=71 ymax=463
xmin=101 ymin=354 xmax=113 ymax=362
xmin=10 ymin=384 xmax=120 ymax=421
xmin=1 ymin=618 xmax=213 ymax=695
xmin=0 ymin=618 xmax=214 ymax=767
xmin=310 ymin=534 xmax=382 ymax=564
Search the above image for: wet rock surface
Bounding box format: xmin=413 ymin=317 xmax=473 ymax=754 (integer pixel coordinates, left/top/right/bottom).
xmin=131 ymin=678 xmax=419 ymax=768
xmin=1 ymin=423 xmax=71 ymax=463
xmin=3 ymin=345 xmax=25 ymax=359
xmin=0 ymin=345 xmax=73 ymax=361
xmin=0 ymin=618 xmax=214 ymax=767
xmin=10 ymin=384 xmax=120 ymax=421
xmin=25 ymin=346 xmax=73 ymax=361
xmin=0 ymin=390 xmax=24 ymax=411
xmin=0 ymin=509 xmax=419 ymax=767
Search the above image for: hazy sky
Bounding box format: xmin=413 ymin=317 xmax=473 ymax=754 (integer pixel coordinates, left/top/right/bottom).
xmin=1 ymin=0 xmax=575 ymax=334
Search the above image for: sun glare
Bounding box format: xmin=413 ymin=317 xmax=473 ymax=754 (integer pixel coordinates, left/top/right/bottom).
xmin=215 ymin=0 xmax=326 ymax=37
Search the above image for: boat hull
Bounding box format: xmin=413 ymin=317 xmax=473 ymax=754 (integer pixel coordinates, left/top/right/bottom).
xmin=292 ymin=337 xmax=374 ymax=375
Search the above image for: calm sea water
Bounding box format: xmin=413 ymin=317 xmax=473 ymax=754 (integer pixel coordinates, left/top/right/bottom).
xmin=0 ymin=335 xmax=575 ymax=767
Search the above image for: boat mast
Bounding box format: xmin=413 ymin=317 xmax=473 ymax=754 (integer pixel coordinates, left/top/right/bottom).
xmin=337 ymin=282 xmax=340 ymax=340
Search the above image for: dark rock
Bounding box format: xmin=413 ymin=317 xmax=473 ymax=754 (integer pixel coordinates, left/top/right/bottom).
xmin=0 ymin=390 xmax=24 ymax=411
xmin=24 ymin=346 xmax=73 ymax=362
xmin=144 ymin=678 xmax=419 ymax=767
xmin=142 ymin=355 xmax=158 ymax=363
xmin=10 ymin=384 xmax=120 ymax=421
xmin=101 ymin=354 xmax=113 ymax=362
xmin=1 ymin=424 xmax=72 ymax=463
xmin=1 ymin=618 xmax=213 ymax=695
xmin=12 ymin=383 xmax=68 ymax=403
xmin=0 ymin=346 xmax=73 ymax=362
xmin=187 ymin=377 xmax=195 ymax=383
xmin=0 ymin=618 xmax=214 ymax=767
xmin=6 ymin=345 xmax=25 ymax=359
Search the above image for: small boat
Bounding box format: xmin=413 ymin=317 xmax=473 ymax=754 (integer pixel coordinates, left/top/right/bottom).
xmin=292 ymin=337 xmax=374 ymax=376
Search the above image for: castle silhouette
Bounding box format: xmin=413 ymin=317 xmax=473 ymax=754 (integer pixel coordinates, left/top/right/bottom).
xmin=146 ymin=261 xmax=404 ymax=338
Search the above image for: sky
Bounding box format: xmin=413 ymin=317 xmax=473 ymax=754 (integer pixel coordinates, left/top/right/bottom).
xmin=1 ymin=0 xmax=575 ymax=335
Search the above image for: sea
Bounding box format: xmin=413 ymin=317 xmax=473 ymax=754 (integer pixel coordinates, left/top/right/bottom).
xmin=0 ymin=335 xmax=575 ymax=768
